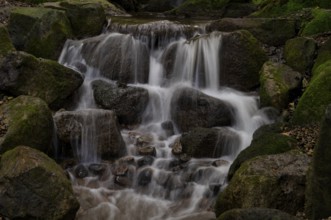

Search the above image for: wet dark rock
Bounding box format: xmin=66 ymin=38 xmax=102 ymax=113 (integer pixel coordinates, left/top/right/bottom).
xmin=179 ymin=153 xmax=191 ymax=163
xmin=216 ymin=150 xmax=310 ymax=216
xmin=136 ymin=134 xmax=154 ymax=147
xmin=137 ymin=146 xmax=156 ymax=156
xmin=54 ymin=109 xmax=126 ymax=160
xmin=218 ymin=208 xmax=298 ymax=220
xmin=111 ymin=0 xmax=138 ymax=11
xmin=170 ymin=87 xmax=234 ymax=132
xmin=212 ymin=159 xmax=230 ymax=167
xmin=137 ymin=155 xmax=155 ymax=168
xmin=74 ymin=164 xmax=89 ymax=178
xmin=114 ymin=164 xmax=129 ymax=176
xmin=118 ymin=156 xmax=136 ymax=166
xmin=0 ymin=25 xmax=15 ymax=56
xmin=0 ymin=146 xmax=79 ymax=219
xmin=137 ymin=168 xmax=153 ymax=186
xmin=88 ymin=163 xmax=107 ymax=176
xmin=0 ymin=51 xmax=83 ymax=109
xmin=161 ymin=121 xmax=175 ymax=137
xmin=92 ymin=79 xmax=149 ymax=125
xmin=209 ymin=184 xmax=222 ymax=196
xmin=170 ymin=138 xmax=182 ymax=155
xmin=115 ymin=176 xmax=133 ymax=187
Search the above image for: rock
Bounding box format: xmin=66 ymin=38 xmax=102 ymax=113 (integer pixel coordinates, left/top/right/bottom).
xmin=54 ymin=109 xmax=126 ymax=160
xmin=58 ymin=1 xmax=106 ymax=38
xmin=217 ymin=208 xmax=298 ymax=220
xmin=0 ymin=51 xmax=83 ymax=109
xmin=161 ymin=121 xmax=175 ymax=137
xmin=70 ymin=34 xmax=149 ymax=84
xmin=305 ymin=104 xmax=331 ymax=219
xmin=143 ymin=0 xmax=177 ymax=12
xmin=301 ymin=8 xmax=331 ymax=37
xmin=137 ymin=156 xmax=154 ymax=168
xmin=228 ymin=124 xmax=297 ymax=180
xmin=215 ymin=150 xmax=310 ymax=216
xmin=0 ymin=146 xmax=79 ymax=219
xmin=220 ymin=30 xmax=268 ymax=91
xmin=92 ymin=79 xmax=149 ymax=125
xmin=206 ymin=18 xmax=296 ymax=46
xmin=170 ymin=138 xmax=182 ymax=155
xmin=222 ymin=3 xmax=257 ymax=18
xmin=317 ymin=0 xmax=331 ymax=8
xmin=259 ymin=61 xmax=302 ymax=111
xmin=292 ymin=60 xmax=331 ymax=125
xmin=180 ymin=127 xmax=240 ymax=158
xmin=284 ymin=37 xmax=317 ymax=73
xmin=0 ymin=25 xmax=15 ymax=56
xmin=312 ymin=37 xmax=331 ymax=74
xmin=111 ymin=0 xmax=138 ymax=11
xmin=137 ymin=146 xmax=156 ymax=156
xmin=0 ymin=96 xmax=53 ymax=154
xmin=137 ymin=168 xmax=153 ymax=186
xmin=8 ymin=7 xmax=72 ymax=60
xmin=170 ymin=87 xmax=234 ymax=132
xmin=88 ymin=163 xmax=107 ymax=176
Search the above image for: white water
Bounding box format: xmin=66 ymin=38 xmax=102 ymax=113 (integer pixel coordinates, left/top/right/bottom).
xmin=58 ymin=20 xmax=273 ymax=220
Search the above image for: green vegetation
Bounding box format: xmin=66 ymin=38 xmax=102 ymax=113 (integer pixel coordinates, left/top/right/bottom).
xmin=301 ymin=8 xmax=331 ymax=36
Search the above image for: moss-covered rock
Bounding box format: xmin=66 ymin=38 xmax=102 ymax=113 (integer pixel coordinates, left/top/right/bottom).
xmin=0 ymin=146 xmax=79 ymax=219
xmin=58 ymin=1 xmax=106 ymax=38
xmin=169 ymin=0 xmax=230 ymax=18
xmin=0 ymin=51 xmax=83 ymax=109
xmin=206 ymin=18 xmax=296 ymax=46
xmin=284 ymin=37 xmax=317 ymax=73
xmin=228 ymin=124 xmax=297 ymax=180
xmin=300 ymin=8 xmax=331 ymax=37
xmin=8 ymin=7 xmax=72 ymax=60
xmin=0 ymin=96 xmax=53 ymax=154
xmin=216 ymin=150 xmax=310 ymax=217
xmin=305 ymin=104 xmax=331 ymax=220
xmin=292 ymin=60 xmax=331 ymax=125
xmin=217 ymin=208 xmax=298 ymax=220
xmin=0 ymin=25 xmax=15 ymax=56
xmin=220 ymin=30 xmax=268 ymax=91
xmin=312 ymin=38 xmax=331 ymax=74
xmin=259 ymin=61 xmax=302 ymax=110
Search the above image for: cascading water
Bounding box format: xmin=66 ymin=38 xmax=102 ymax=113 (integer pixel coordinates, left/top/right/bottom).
xmin=57 ymin=20 xmax=273 ymax=219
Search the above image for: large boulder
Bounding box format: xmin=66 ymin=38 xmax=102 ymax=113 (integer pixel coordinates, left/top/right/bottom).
xmin=66 ymin=33 xmax=149 ymax=84
xmin=284 ymin=37 xmax=317 ymax=74
xmin=92 ymin=80 xmax=149 ymax=125
xmin=228 ymin=124 xmax=297 ymax=180
xmin=8 ymin=7 xmax=72 ymax=60
xmin=292 ymin=60 xmax=331 ymax=125
xmin=259 ymin=61 xmax=302 ymax=110
xmin=0 ymin=25 xmax=15 ymax=56
xmin=54 ymin=109 xmax=126 ymax=160
xmin=215 ymin=150 xmax=310 ymax=216
xmin=220 ymin=30 xmax=268 ymax=91
xmin=0 ymin=51 xmax=83 ymax=109
xmin=206 ymin=18 xmax=297 ymax=46
xmin=218 ymin=208 xmax=297 ymax=220
xmin=180 ymin=127 xmax=240 ymax=158
xmin=305 ymin=104 xmax=331 ymax=219
xmin=0 ymin=146 xmax=79 ymax=219
xmin=170 ymin=87 xmax=234 ymax=132
xmin=0 ymin=96 xmax=53 ymax=154
xmin=300 ymin=8 xmax=331 ymax=37
xmin=312 ymin=37 xmax=331 ymax=74
xmin=111 ymin=0 xmax=138 ymax=11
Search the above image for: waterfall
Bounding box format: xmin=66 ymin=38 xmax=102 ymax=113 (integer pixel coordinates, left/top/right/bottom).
xmin=57 ymin=19 xmax=273 ymax=219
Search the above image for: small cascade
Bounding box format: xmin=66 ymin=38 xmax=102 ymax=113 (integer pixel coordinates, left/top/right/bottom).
xmin=57 ymin=19 xmax=274 ymax=220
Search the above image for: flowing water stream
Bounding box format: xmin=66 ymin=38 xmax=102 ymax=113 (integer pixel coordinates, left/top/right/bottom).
xmin=58 ymin=19 xmax=273 ymax=220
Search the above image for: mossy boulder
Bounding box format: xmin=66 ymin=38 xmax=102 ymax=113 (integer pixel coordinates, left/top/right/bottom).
xmin=59 ymin=1 xmax=106 ymax=38
xmin=300 ymin=8 xmax=331 ymax=37
xmin=292 ymin=61 xmax=331 ymax=125
xmin=284 ymin=37 xmax=317 ymax=73
xmin=222 ymin=3 xmax=257 ymax=18
xmin=92 ymin=79 xmax=149 ymax=125
xmin=217 ymin=208 xmax=298 ymax=220
xmin=259 ymin=61 xmax=302 ymax=110
xmin=312 ymin=37 xmax=331 ymax=74
xmin=0 ymin=25 xmax=15 ymax=56
xmin=216 ymin=150 xmax=310 ymax=217
xmin=0 ymin=146 xmax=79 ymax=219
xmin=8 ymin=7 xmax=72 ymax=60
xmin=169 ymin=0 xmax=230 ymax=18
xmin=220 ymin=30 xmax=268 ymax=91
xmin=305 ymin=104 xmax=331 ymax=220
xmin=228 ymin=124 xmax=297 ymax=180
xmin=0 ymin=51 xmax=83 ymax=109
xmin=206 ymin=18 xmax=296 ymax=46
xmin=0 ymin=96 xmax=53 ymax=154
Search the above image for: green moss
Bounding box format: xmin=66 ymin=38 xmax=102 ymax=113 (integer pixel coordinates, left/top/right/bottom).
xmin=0 ymin=96 xmax=53 ymax=154
xmin=301 ymin=8 xmax=331 ymax=36
xmin=284 ymin=37 xmax=317 ymax=73
xmin=312 ymin=38 xmax=331 ymax=74
xmin=228 ymin=124 xmax=296 ymax=180
xmin=292 ymin=61 xmax=331 ymax=125
xmin=0 ymin=25 xmax=15 ymax=56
